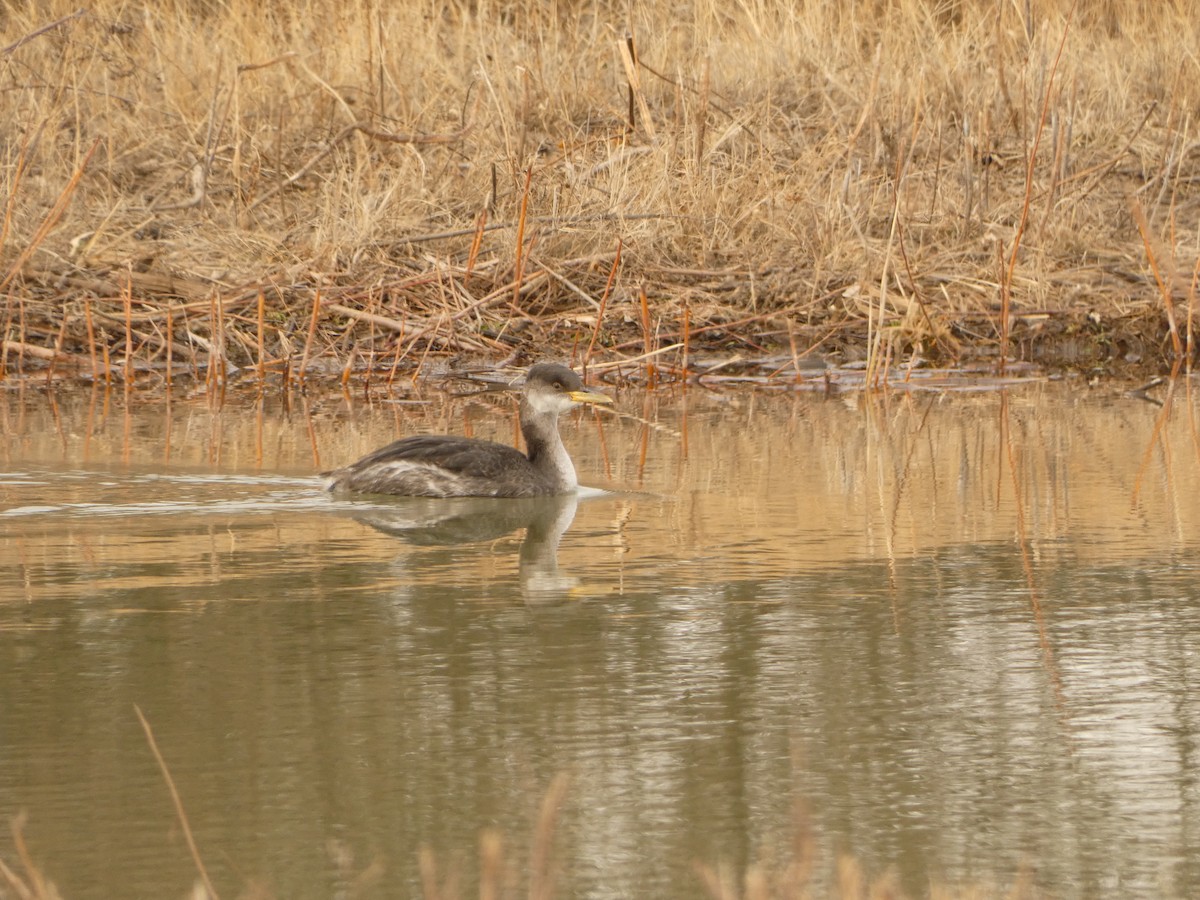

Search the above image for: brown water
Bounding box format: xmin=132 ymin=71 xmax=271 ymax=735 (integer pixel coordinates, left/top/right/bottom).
xmin=2 ymin=378 xmax=1200 ymax=898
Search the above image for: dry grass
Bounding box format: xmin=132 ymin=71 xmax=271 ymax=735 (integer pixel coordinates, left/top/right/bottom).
xmin=2 ymin=0 xmax=1199 ymax=385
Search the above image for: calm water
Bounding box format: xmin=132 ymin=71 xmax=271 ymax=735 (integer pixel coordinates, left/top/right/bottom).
xmin=2 ymin=377 xmax=1200 ymax=898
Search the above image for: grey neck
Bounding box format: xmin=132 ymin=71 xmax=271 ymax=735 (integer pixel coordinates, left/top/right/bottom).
xmin=520 ymin=400 xmax=578 ymax=492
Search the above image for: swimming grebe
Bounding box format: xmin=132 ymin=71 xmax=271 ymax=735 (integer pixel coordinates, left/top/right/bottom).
xmin=324 ymin=363 xmax=613 ymax=498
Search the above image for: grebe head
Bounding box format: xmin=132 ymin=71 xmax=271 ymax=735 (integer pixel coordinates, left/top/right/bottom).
xmin=522 ymin=363 xmax=613 ymax=416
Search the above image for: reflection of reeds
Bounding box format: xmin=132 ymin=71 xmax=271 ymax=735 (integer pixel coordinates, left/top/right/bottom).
xmin=0 ymin=778 xmax=1040 ymax=900
xmin=135 ymin=706 xmax=219 ymax=900
xmin=0 ymin=814 xmax=61 ymax=900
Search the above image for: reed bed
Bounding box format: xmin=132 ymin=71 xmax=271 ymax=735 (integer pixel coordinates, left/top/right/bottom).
xmin=1 ymin=0 xmax=1199 ymax=387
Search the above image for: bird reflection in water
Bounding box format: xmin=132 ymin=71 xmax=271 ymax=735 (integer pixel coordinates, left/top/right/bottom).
xmin=345 ymin=493 xmax=583 ymax=606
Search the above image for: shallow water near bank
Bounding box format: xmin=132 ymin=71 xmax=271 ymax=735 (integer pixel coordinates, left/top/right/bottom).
xmin=2 ymin=378 xmax=1200 ymax=898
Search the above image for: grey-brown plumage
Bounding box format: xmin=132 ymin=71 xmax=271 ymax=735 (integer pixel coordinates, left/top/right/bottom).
xmin=324 ymin=363 xmax=613 ymax=498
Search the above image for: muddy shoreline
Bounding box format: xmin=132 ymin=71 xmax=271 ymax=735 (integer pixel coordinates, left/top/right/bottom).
xmin=0 ymin=300 xmax=1184 ymax=393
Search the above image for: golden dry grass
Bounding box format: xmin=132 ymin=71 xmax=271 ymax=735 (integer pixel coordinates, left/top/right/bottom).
xmin=2 ymin=0 xmax=1199 ymax=384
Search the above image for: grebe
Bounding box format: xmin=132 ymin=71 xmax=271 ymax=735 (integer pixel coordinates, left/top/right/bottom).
xmin=325 ymin=363 xmax=612 ymax=498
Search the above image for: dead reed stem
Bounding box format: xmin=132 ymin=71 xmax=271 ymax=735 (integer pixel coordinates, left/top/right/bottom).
xmin=681 ymin=300 xmax=690 ymax=378
xmin=513 ymin=167 xmax=533 ymax=309
xmin=83 ymin=295 xmax=97 ymax=380
xmin=256 ymin=289 xmax=265 ymax=381
xmin=0 ymin=137 xmax=99 ymax=297
xmin=0 ymin=813 xmax=58 ymax=900
xmin=214 ymin=289 xmax=226 ymax=395
xmin=166 ymin=304 xmax=173 ymax=393
xmin=638 ymin=286 xmax=656 ymax=387
xmin=1188 ymin=257 xmax=1200 ymax=371
xmin=583 ymin=239 xmax=622 ymax=375
xmin=0 ymin=132 xmax=32 ymax=257
xmin=134 ymin=705 xmax=219 ymax=900
xmin=1000 ymin=0 xmax=1077 ymax=375
xmin=466 ymin=209 xmax=486 ymax=278
xmin=1131 ymin=197 xmax=1183 ymax=359
xmin=45 ymin=313 xmax=67 ymax=384
xmin=122 ymin=272 xmax=133 ymax=385
xmin=299 ymin=288 xmax=322 ymax=388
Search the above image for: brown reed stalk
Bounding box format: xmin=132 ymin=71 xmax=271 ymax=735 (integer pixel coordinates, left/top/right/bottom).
xmin=123 ymin=271 xmax=134 ymax=385
xmin=638 ymin=286 xmax=656 ymax=388
xmin=466 ymin=208 xmax=487 ymax=278
xmin=363 ymin=289 xmax=379 ymax=391
xmin=583 ymin=238 xmax=621 ymax=375
xmin=412 ymin=318 xmax=438 ymax=383
xmin=0 ymin=130 xmax=33 ymax=258
xmin=180 ymin=305 xmax=200 ymax=383
xmin=787 ymin=318 xmax=801 ymax=382
xmin=165 ymin=304 xmax=173 ymax=394
xmin=637 ymin=403 xmax=651 ymax=479
xmin=517 ymin=67 xmax=530 ymax=164
xmin=619 ymin=31 xmax=656 ymax=141
xmin=0 ymin=290 xmax=10 ymax=381
xmin=16 ymin=295 xmax=25 ymax=379
xmin=101 ymin=336 xmax=111 ymax=387
xmin=987 ymin=232 xmax=1007 ymax=356
xmin=386 ymin=317 xmax=406 ymax=388
xmin=206 ymin=291 xmax=217 ymax=393
xmin=877 ymin=333 xmax=893 ymax=389
xmin=695 ymin=58 xmax=710 ymax=162
xmin=134 ymin=706 xmax=219 ymax=900
xmin=626 ymin=33 xmax=637 ymax=132
xmin=302 ymin=394 xmax=321 ymax=469
xmin=1131 ymin=196 xmax=1183 ymax=359
xmin=1000 ymin=0 xmax=1077 ymax=375
xmin=0 ymin=137 xmax=100 ymax=296
xmin=256 ymin=289 xmax=265 ymax=382
xmin=298 ymin=287 xmax=322 ymax=388
xmin=513 ymin=166 xmax=533 ymax=308
xmin=1188 ymin=256 xmax=1200 ymax=372
xmin=215 ymin=290 xmax=226 ymax=393
xmin=680 ymin=299 xmax=690 ymax=379
xmin=45 ymin=313 xmax=68 ymax=384
xmin=84 ymin=294 xmax=98 ymax=381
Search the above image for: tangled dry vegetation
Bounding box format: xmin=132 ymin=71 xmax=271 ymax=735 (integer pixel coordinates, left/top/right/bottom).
xmin=2 ymin=0 xmax=1199 ymax=387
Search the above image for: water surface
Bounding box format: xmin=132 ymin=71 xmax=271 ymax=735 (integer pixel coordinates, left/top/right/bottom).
xmin=2 ymin=379 xmax=1199 ymax=898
